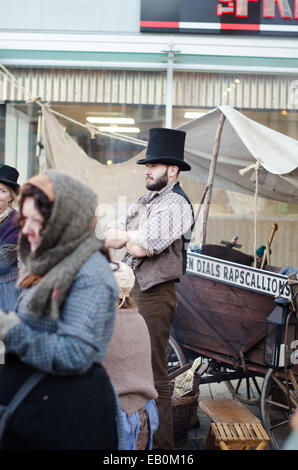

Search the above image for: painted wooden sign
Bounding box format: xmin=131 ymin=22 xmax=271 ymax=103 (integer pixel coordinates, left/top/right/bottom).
xmin=186 ymin=251 xmax=291 ymax=298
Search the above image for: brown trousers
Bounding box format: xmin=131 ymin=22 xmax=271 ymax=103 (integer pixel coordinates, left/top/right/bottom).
xmin=131 ymin=279 xmax=177 ymax=450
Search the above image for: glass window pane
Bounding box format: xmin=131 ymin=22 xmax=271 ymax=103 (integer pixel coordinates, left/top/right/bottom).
xmin=0 ymin=104 xmax=4 ymax=164
xmin=264 ymin=324 xmax=278 ymax=366
xmin=1 ymin=102 xmax=166 ymax=177
xmin=50 ymin=103 xmax=166 ymax=165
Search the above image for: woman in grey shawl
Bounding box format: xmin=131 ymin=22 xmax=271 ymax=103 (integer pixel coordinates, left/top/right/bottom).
xmin=0 ymin=170 xmax=123 ymax=450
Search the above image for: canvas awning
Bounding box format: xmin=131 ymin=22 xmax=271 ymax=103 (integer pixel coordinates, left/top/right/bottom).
xmin=179 ymin=105 xmax=298 ymax=203
xmin=42 ymin=104 xmax=298 ymax=204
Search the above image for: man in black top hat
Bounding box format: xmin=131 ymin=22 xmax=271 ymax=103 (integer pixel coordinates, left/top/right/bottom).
xmin=106 ymin=128 xmax=194 ymax=450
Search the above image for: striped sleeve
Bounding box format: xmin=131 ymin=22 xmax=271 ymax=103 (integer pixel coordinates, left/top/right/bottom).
xmin=0 ymin=243 xmax=18 ymax=274
xmin=3 ymin=270 xmax=117 ymax=375
xmin=136 ymin=193 xmax=193 ymax=255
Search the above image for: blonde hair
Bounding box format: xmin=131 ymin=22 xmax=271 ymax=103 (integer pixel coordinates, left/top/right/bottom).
xmin=8 ymin=187 xmax=18 ymax=209
xmin=0 ymin=183 xmax=18 ymax=209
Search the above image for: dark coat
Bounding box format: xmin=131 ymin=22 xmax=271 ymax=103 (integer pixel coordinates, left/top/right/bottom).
xmin=0 ymin=354 xmax=118 ymax=450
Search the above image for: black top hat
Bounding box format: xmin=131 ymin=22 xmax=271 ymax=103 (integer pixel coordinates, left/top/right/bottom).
xmin=0 ymin=164 xmax=20 ymax=192
xmin=137 ymin=128 xmax=191 ymax=171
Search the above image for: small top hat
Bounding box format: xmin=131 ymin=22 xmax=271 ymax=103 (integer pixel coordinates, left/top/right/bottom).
xmin=0 ymin=164 xmax=20 ymax=192
xmin=137 ymin=128 xmax=191 ymax=171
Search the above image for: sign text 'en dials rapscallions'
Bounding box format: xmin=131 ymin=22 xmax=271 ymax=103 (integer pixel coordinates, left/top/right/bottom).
xmin=186 ymin=251 xmax=291 ymax=299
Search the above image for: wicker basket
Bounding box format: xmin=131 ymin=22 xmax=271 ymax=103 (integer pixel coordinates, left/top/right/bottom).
xmin=170 ymin=366 xmax=201 ymax=447
xmin=169 ymin=379 xmax=175 ymax=396
xmin=172 ymin=393 xmax=199 ymax=447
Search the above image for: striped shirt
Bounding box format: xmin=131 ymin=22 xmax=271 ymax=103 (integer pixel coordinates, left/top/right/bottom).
xmin=113 ymin=181 xmax=193 ymax=268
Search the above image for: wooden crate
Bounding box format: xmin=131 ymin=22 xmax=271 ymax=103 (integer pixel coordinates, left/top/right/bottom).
xmin=199 ymin=399 xmax=270 ymax=450
xmin=211 ymin=421 xmax=269 ymax=450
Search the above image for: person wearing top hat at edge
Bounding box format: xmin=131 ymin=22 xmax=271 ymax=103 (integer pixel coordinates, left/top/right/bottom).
xmin=106 ymin=128 xmax=194 ymax=450
xmin=0 ymin=164 xmax=20 ymax=311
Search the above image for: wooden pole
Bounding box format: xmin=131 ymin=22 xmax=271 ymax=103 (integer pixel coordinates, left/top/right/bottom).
xmin=202 ymin=111 xmax=226 ymax=245
xmin=194 ymin=184 xmax=210 ymax=225
xmin=260 ymin=223 xmax=278 ymax=269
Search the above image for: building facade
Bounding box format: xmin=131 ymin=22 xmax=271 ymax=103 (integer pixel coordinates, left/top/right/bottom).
xmin=0 ymin=0 xmax=297 ymax=264
xmin=0 ymin=0 xmax=297 ymax=177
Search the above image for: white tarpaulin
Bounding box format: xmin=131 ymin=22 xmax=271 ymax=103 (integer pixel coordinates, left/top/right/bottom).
xmin=42 ymin=105 xmax=298 ymax=266
xmin=180 ymin=105 xmax=298 ymax=203
xmin=43 ymin=104 xmax=298 ymax=204
xmin=42 ymin=106 xmax=148 ymax=202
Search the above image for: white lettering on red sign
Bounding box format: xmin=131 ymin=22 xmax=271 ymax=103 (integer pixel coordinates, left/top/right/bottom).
xmin=236 ymin=0 xmax=258 ymax=17
xmin=264 ymin=0 xmax=293 ymax=18
xmin=217 ymin=0 xmax=235 ymax=16
xmin=217 ymin=0 xmax=297 ymax=18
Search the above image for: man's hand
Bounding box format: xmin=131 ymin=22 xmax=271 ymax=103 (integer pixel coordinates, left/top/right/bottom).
xmin=105 ymin=228 xmax=148 ymax=258
xmin=105 ymin=228 xmax=131 ymax=249
xmin=105 ymin=229 xmax=145 ymax=252
xmin=125 ymin=240 xmax=147 ymax=258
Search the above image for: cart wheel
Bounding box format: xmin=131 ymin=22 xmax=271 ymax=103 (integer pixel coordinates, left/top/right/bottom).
xmin=223 ymin=367 xmax=264 ymax=404
xmin=168 ymin=336 xmax=187 ymax=374
xmin=261 ymin=368 xmax=298 ymax=450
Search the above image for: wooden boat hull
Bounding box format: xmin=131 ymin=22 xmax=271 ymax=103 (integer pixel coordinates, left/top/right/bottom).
xmin=173 ymin=245 xmax=296 ymax=374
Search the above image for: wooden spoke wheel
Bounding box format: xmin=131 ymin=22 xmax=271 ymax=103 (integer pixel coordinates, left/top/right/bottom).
xmin=168 ymin=336 xmax=187 ymax=375
xmin=261 ymin=368 xmax=298 ymax=449
xmin=223 ymin=367 xmax=264 ymax=404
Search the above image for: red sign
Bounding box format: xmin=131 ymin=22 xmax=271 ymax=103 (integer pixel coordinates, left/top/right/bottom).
xmin=140 ymin=0 xmax=298 ymax=36
xmin=217 ymin=0 xmax=297 ymax=18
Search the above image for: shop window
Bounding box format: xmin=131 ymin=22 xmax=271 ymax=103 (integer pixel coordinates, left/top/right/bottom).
xmin=0 ymin=104 xmax=4 ymax=164
xmin=0 ymin=102 xmax=166 ymax=179
xmin=50 ymin=103 xmax=165 ymax=165
xmin=173 ymin=106 xmax=298 ymax=140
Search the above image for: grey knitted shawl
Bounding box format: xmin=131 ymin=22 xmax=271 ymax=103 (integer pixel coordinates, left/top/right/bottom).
xmin=18 ymin=170 xmax=104 ymax=320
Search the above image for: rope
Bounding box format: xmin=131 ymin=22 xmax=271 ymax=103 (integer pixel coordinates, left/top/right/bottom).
xmin=239 ymin=159 xmax=261 ymax=268
xmin=0 ymin=63 xmax=148 ymax=147
xmin=48 ymin=108 xmax=147 ymax=147
xmin=0 ymin=64 xmax=29 ymax=96
xmin=253 ymin=159 xmax=260 ymax=268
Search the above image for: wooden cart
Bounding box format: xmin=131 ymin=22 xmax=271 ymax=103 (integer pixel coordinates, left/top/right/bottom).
xmin=168 ymin=244 xmax=298 ymax=450
xmin=168 ymin=107 xmax=298 ymax=449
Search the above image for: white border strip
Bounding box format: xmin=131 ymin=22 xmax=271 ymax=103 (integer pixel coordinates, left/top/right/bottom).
xmin=180 ymin=21 xmax=298 ymax=33
xmin=260 ymin=24 xmax=298 ymax=32
xmin=180 ymin=22 xmax=220 ymax=30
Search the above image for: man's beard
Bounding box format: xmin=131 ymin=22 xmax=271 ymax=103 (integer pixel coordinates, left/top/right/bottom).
xmin=146 ymin=168 xmax=168 ymax=191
